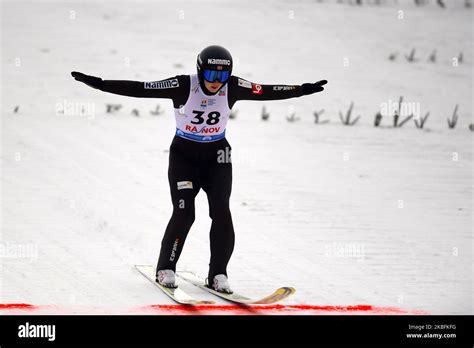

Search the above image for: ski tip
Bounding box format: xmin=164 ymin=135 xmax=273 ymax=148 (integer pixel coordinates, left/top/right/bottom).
xmin=275 ymin=287 xmax=296 ymax=292
xmin=281 ymin=287 xmax=296 ymax=294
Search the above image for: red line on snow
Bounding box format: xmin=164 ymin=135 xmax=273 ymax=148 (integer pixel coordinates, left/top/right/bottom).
xmin=139 ymin=303 xmax=427 ymax=314
xmin=0 ymin=303 xmax=37 ymax=310
xmin=0 ymin=303 xmax=428 ymax=314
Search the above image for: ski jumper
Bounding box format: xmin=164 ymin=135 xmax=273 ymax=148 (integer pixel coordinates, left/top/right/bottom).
xmin=100 ymin=74 xmax=304 ymax=282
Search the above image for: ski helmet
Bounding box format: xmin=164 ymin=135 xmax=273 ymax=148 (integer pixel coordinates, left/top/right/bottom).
xmin=196 ymin=45 xmax=233 ymax=93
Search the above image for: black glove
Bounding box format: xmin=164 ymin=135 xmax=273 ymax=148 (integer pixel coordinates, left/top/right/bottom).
xmin=301 ymin=80 xmax=328 ymax=95
xmin=71 ymin=71 xmax=103 ymax=90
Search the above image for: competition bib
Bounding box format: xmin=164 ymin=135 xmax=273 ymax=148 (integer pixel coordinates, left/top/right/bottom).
xmin=174 ymin=74 xmax=231 ymax=142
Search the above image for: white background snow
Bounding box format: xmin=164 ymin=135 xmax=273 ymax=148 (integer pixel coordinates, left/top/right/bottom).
xmin=1 ymin=0 xmax=472 ymax=314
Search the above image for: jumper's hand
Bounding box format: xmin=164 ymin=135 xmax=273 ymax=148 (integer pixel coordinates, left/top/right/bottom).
xmin=71 ymin=71 xmax=103 ymax=90
xmin=301 ymin=80 xmax=328 ymax=95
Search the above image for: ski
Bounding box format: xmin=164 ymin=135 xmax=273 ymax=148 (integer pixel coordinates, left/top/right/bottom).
xmin=176 ymin=271 xmax=296 ymax=305
xmin=134 ymin=265 xmax=215 ymax=305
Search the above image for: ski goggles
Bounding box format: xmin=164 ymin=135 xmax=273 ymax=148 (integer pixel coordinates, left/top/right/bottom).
xmin=203 ymin=69 xmax=230 ymax=83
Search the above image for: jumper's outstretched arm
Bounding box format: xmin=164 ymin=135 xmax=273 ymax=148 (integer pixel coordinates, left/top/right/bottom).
xmin=227 ymin=76 xmax=327 ymax=108
xmin=71 ymin=72 xmax=190 ymax=105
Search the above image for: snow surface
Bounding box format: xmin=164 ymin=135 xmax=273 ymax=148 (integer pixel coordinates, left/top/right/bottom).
xmin=1 ymin=0 xmax=472 ymax=314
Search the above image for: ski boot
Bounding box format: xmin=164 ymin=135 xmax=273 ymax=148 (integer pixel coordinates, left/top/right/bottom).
xmin=207 ymin=274 xmax=233 ymax=294
xmin=156 ymin=269 xmax=177 ymax=289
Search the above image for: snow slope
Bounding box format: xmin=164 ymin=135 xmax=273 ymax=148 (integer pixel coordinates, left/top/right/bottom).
xmin=1 ymin=0 xmax=472 ymax=314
